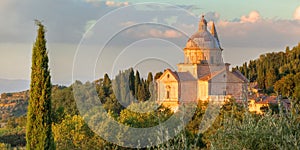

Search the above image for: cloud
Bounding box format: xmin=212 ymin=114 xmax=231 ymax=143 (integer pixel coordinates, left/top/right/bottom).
xmin=0 ymin=0 xmax=117 ymax=43
xmin=240 ymin=11 xmax=261 ymax=23
xmin=216 ymin=15 xmax=300 ymax=48
xmin=294 ymin=6 xmax=300 ymax=20
xmin=204 ymin=11 xmax=220 ymax=22
xmin=164 ymin=16 xmax=178 ymax=26
xmin=83 ymin=20 xmax=98 ymax=38
xmin=2 ymin=1 xmax=300 ymax=85
xmin=130 ymin=28 xmax=182 ymax=39
xmin=105 ymin=1 xmax=129 ymax=7
xmin=159 ymin=29 xmax=182 ymax=38
xmin=120 ymin=21 xmax=136 ymax=27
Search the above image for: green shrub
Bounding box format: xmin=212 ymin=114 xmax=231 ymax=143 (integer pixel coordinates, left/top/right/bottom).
xmin=210 ymin=111 xmax=300 ymax=149
xmin=0 ymin=143 xmax=11 ymax=150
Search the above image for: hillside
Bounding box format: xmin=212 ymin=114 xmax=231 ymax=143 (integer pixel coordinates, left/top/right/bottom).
xmin=234 ymin=43 xmax=300 ymax=96
xmin=0 ymin=91 xmax=29 ymax=122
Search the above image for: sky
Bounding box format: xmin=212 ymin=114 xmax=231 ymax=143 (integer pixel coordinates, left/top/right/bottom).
xmin=0 ymin=0 xmax=300 ymax=87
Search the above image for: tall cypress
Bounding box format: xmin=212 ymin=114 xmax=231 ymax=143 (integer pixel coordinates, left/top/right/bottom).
xmin=147 ymin=72 xmax=153 ymax=85
xmin=103 ymin=73 xmax=112 ymax=97
xmin=129 ymin=68 xmax=135 ymax=96
xmin=134 ymin=71 xmax=141 ymax=97
xmin=26 ymin=20 xmax=55 ymax=150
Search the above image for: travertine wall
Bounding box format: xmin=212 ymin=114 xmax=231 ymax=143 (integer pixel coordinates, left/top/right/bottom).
xmin=156 ymin=70 xmax=179 ymax=103
xmin=226 ymin=71 xmax=246 ymax=100
xmin=198 ymin=81 xmax=208 ymax=100
xmin=177 ymin=64 xmax=197 ymax=78
xmin=180 ymin=80 xmax=197 ymax=103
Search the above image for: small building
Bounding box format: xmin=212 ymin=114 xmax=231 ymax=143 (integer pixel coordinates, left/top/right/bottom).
xmin=248 ymin=96 xmax=279 ymax=114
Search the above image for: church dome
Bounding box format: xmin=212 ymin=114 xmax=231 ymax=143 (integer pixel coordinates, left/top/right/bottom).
xmin=185 ymin=16 xmax=221 ymax=49
xmin=186 ymin=31 xmax=220 ymax=49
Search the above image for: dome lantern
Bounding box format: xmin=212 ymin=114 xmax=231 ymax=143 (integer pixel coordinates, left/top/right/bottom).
xmin=198 ymin=15 xmax=207 ymax=31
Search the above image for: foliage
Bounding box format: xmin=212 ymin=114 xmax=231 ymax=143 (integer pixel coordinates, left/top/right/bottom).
xmin=0 ymin=115 xmax=27 ymax=147
xmin=30 ymin=67 xmax=300 ymax=149
xmin=274 ymin=72 xmax=300 ymax=114
xmin=0 ymin=91 xmax=29 ymax=121
xmin=235 ymin=43 xmax=300 ymax=94
xmin=0 ymin=123 xmax=26 ymax=148
xmin=119 ymin=101 xmax=173 ymax=128
xmin=154 ymin=72 xmax=163 ymax=80
xmin=0 ymin=143 xmax=11 ymax=150
xmin=26 ymin=20 xmax=55 ymax=150
xmin=111 ymin=68 xmax=154 ymax=108
xmin=5 ymin=116 xmax=26 ymax=129
xmin=51 ymin=85 xmax=78 ymax=123
xmin=52 ymin=114 xmax=106 ymax=149
xmin=210 ymin=111 xmax=300 ymax=149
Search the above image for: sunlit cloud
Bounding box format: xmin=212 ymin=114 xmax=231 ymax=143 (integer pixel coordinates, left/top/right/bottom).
xmin=105 ymin=1 xmax=129 ymax=7
xmin=1 ymin=0 xmax=300 ymax=85
xmin=84 ymin=0 xmax=129 ymax=7
xmin=127 ymin=28 xmax=182 ymax=39
xmin=120 ymin=21 xmax=136 ymax=27
xmin=240 ymin=11 xmax=261 ymax=23
xmin=293 ymin=6 xmax=300 ymax=20
xmin=215 ymin=11 xmax=300 ymax=48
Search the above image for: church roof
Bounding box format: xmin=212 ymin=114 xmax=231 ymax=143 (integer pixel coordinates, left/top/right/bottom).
xmin=210 ymin=22 xmax=222 ymax=50
xmin=159 ymin=69 xmax=179 ymax=81
xmin=232 ymin=70 xmax=249 ymax=82
xmin=198 ymin=67 xmax=248 ymax=83
xmin=157 ymin=69 xmax=197 ymax=82
xmin=199 ymin=68 xmax=225 ymax=81
xmin=176 ymin=72 xmax=196 ymax=81
xmin=185 ymin=16 xmax=221 ymax=50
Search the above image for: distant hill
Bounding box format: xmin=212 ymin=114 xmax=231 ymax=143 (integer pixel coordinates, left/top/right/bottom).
xmin=0 ymin=90 xmax=29 ymax=120
xmin=0 ymin=79 xmax=29 ymax=94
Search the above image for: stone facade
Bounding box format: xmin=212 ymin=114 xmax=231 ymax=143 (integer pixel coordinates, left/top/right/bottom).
xmin=156 ymin=16 xmax=248 ymax=110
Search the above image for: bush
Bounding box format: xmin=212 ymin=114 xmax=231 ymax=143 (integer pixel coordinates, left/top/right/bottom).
xmin=210 ymin=111 xmax=300 ymax=149
xmin=0 ymin=143 xmax=11 ymax=150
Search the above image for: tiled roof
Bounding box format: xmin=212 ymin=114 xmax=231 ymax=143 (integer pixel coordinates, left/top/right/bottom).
xmin=256 ymin=96 xmax=277 ymax=104
xmin=199 ymin=68 xmax=225 ymax=81
xmin=232 ymin=70 xmax=249 ymax=82
xmin=158 ymin=69 xmax=179 ymax=81
xmin=176 ymin=72 xmax=196 ymax=81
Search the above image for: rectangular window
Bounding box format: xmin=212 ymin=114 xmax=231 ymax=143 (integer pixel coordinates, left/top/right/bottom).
xmin=167 ymin=91 xmax=170 ymax=99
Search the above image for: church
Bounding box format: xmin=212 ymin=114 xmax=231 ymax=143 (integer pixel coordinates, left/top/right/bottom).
xmin=156 ymin=16 xmax=248 ymax=110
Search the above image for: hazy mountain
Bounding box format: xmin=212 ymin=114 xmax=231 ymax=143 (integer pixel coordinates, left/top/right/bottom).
xmin=0 ymin=78 xmax=29 ymax=94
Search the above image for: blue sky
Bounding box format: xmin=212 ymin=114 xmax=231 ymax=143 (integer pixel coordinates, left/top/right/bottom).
xmin=0 ymin=0 xmax=300 ymax=87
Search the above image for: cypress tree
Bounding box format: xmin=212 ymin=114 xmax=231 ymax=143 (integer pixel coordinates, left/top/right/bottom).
xmin=154 ymin=72 xmax=163 ymax=80
xmin=134 ymin=71 xmax=141 ymax=97
xmin=129 ymin=68 xmax=135 ymax=96
xmin=103 ymin=73 xmax=112 ymax=97
xmin=26 ymin=20 xmax=55 ymax=150
xmin=147 ymin=72 xmax=153 ymax=85
xmin=137 ymin=84 xmax=146 ymax=102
